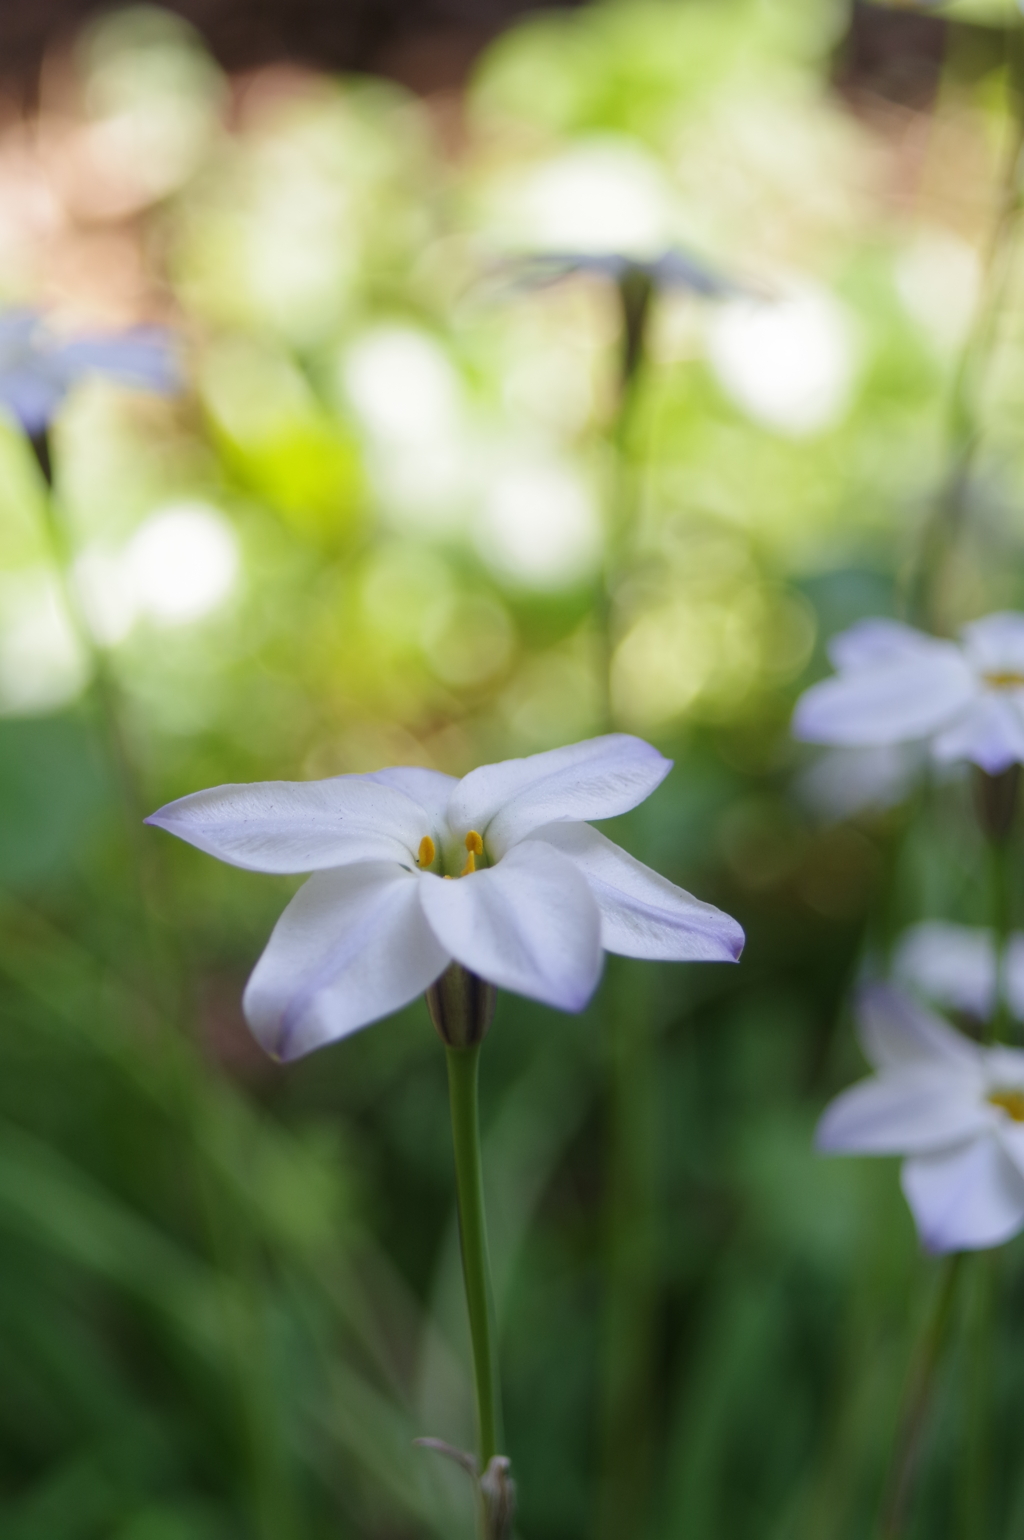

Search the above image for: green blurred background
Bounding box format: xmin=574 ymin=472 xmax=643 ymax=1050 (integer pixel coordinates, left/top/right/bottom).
xmin=3 ymin=0 xmax=1024 ymax=1535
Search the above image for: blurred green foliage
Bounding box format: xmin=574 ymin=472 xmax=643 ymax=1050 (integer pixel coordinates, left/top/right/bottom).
xmin=3 ymin=0 xmax=1024 ymax=1536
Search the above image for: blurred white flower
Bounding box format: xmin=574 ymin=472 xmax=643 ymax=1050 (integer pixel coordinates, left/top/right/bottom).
xmin=75 ymin=503 xmax=239 ymax=638
xmin=793 ymin=614 xmax=1024 ymax=774
xmin=707 ymin=285 xmax=856 ymax=436
xmin=474 ymin=459 xmax=602 ymax=589
xmin=492 ymin=138 xmax=673 ymax=258
xmin=894 ymin=921 xmax=1024 ymax=1023
xmin=818 ymin=984 xmax=1024 ymax=1253
xmin=341 ymin=325 xmax=471 ymax=534
xmin=147 ymin=735 xmax=743 ymax=1060
xmin=124 ymin=503 xmax=239 ymax=626
xmin=796 ymin=744 xmax=922 ymax=822
xmin=895 ymin=231 xmax=980 ymax=353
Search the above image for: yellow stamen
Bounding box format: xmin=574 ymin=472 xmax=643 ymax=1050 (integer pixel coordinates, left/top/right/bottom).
xmin=984 ymin=671 xmax=1024 ymax=690
xmin=418 ymin=835 xmax=436 ymax=868
xmin=459 ymin=829 xmax=484 ymax=877
xmin=989 ymin=1089 xmax=1024 ymax=1122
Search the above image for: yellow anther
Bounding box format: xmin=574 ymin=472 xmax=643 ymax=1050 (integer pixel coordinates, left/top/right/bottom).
xmin=989 ymin=1089 xmax=1024 ymax=1122
xmin=465 ymin=830 xmax=484 ymax=856
xmin=418 ymin=835 xmax=436 ymax=868
xmin=461 ymin=850 xmax=477 ymax=876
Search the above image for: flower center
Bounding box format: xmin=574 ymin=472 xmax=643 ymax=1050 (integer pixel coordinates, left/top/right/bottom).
xmin=988 ymin=1088 xmax=1024 ymax=1121
xmin=983 ymin=671 xmax=1024 ymax=690
xmin=420 ymin=830 xmax=485 ymax=878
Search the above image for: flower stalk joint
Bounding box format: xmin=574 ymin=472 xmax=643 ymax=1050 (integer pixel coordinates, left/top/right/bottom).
xmin=426 ymin=961 xmax=496 ymax=1048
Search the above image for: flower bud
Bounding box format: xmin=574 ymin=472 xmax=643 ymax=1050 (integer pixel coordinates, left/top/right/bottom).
xmin=426 ymin=962 xmax=496 ymax=1048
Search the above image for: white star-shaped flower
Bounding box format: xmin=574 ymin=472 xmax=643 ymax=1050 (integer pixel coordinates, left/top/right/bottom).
xmin=817 ymin=984 xmax=1024 ymax=1252
xmin=793 ymin=614 xmax=1024 ymax=774
xmin=147 ymin=734 xmax=744 ymax=1061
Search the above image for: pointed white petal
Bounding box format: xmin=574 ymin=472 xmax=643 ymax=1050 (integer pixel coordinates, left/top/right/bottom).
xmin=960 ymin=611 xmax=1024 ymax=674
xmin=901 ymin=1136 xmax=1024 ymax=1252
xmin=792 ymin=646 xmax=974 ymax=747
xmin=364 ymin=765 xmax=457 ymax=825
xmin=828 ymin=618 xmax=940 ymax=671
xmin=531 ymin=822 xmax=743 ymax=962
xmin=932 ymin=694 xmax=1024 ymax=774
xmin=816 ymin=1071 xmax=988 ymax=1155
xmin=893 ymin=921 xmax=996 ymax=1019
xmin=243 ymin=863 xmax=449 ymax=1060
xmin=146 ymin=776 xmax=431 ymax=873
xmin=418 ymin=841 xmax=602 ymax=1011
xmin=448 ymin=734 xmax=671 ymax=857
xmin=856 ymin=984 xmax=983 ymax=1076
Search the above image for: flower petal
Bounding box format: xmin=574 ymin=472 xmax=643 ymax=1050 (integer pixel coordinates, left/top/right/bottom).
xmin=792 ymin=644 xmax=975 ymax=747
xmin=418 ymin=841 xmax=602 ymax=1011
xmin=901 ymin=1136 xmax=1024 ymax=1252
xmin=827 ymin=618 xmax=940 ymax=671
xmin=448 ymin=734 xmax=671 ymax=857
xmin=146 ymin=776 xmax=431 ymax=873
xmin=816 ymin=1071 xmax=988 ymax=1155
xmin=531 ymin=821 xmax=743 ymax=962
xmin=893 ymin=921 xmax=996 ymax=1020
xmin=856 ymin=985 xmax=982 ymax=1076
xmin=931 ymin=694 xmax=1024 ymax=774
xmin=960 ymin=611 xmax=1024 ymax=674
xmin=243 ymin=863 xmax=449 ymax=1060
xmin=364 ymin=765 xmax=457 ymax=826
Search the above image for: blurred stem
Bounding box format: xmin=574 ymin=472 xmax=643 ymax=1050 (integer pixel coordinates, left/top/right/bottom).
xmin=960 ymin=1251 xmax=997 ymax=1540
xmin=596 ymin=272 xmax=659 ymax=1540
xmin=910 ymin=19 xmax=1024 ymax=631
xmin=878 ymin=1254 xmax=963 ymax=1540
xmin=598 ymin=960 xmax=657 ymax=1540
xmin=987 ymin=838 xmax=1012 ymax=1043
xmin=446 ymin=1043 xmax=502 ymax=1473
xmin=973 ymin=764 xmax=1018 ymax=1041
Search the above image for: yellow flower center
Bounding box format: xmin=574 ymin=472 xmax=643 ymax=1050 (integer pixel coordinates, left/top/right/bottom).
xmin=424 ymin=830 xmax=485 ymax=879
xmin=984 ymin=671 xmax=1024 ymax=690
xmin=988 ymin=1088 xmax=1024 ymax=1122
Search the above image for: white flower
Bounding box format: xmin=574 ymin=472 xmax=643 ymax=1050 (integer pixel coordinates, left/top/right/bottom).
xmin=146 ymin=734 xmax=744 ymax=1060
xmin=0 ymin=309 xmax=178 ymax=436
xmin=894 ymin=920 xmax=1024 ymax=1023
xmin=817 ymin=984 xmax=1024 ymax=1252
xmin=793 ymin=613 xmax=1024 ymax=774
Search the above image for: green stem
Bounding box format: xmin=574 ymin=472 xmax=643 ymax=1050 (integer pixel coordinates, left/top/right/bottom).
xmin=960 ymin=1251 xmax=996 ymax=1540
xmin=911 ymin=19 xmax=1024 ymax=630
xmin=878 ymin=1254 xmax=963 ymax=1540
xmin=988 ymin=837 xmax=1012 ymax=1044
xmin=446 ymin=1043 xmax=502 ymax=1468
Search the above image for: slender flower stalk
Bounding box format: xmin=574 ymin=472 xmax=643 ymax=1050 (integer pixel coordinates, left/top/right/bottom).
xmin=878 ymin=1254 xmax=963 ymax=1540
xmin=911 ymin=20 xmax=1024 ymax=632
xmin=446 ymin=1042 xmax=502 ymax=1468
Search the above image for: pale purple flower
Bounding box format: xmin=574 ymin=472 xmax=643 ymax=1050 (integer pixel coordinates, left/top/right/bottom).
xmin=0 ymin=309 xmax=178 ymax=436
xmin=793 ymin=614 xmax=1024 ymax=774
xmin=894 ymin=920 xmax=1024 ymax=1023
xmin=818 ymin=984 xmax=1024 ymax=1252
xmin=146 ymin=734 xmax=744 ymax=1061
